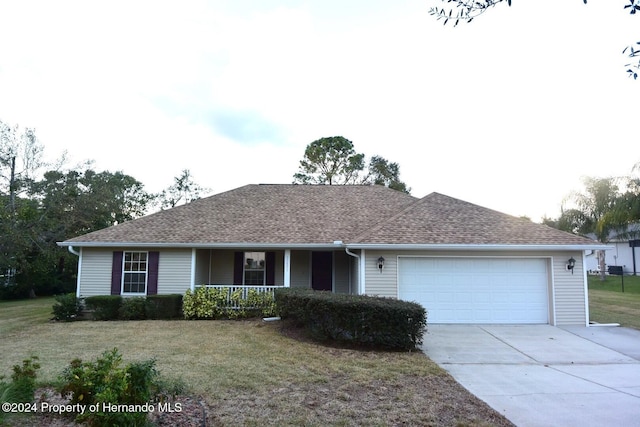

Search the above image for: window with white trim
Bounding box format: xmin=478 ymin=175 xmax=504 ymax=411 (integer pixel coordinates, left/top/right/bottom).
xmin=122 ymin=251 xmax=148 ymax=294
xmin=244 ymin=252 xmax=265 ymax=285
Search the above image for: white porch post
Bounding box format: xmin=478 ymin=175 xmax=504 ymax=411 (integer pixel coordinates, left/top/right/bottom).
xmin=359 ymin=249 xmax=366 ymax=295
xmin=75 ymin=247 xmax=82 ymax=298
xmin=190 ymin=248 xmax=196 ymax=291
xmin=284 ymin=249 xmax=291 ymax=287
xmin=582 ymin=251 xmax=589 ymax=327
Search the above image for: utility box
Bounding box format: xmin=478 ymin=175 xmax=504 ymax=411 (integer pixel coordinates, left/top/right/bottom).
xmin=608 ymin=266 xmax=623 ymax=276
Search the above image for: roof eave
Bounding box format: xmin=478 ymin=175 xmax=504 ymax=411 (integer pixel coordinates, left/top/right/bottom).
xmin=58 ymin=241 xmax=613 ymax=251
xmin=345 ymin=243 xmax=613 ymax=251
xmin=57 ymin=241 xmax=347 ymax=249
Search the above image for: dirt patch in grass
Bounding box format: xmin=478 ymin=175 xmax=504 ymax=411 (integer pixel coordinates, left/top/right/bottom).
xmin=200 ymin=322 xmax=514 ymax=427
xmin=17 ymin=373 xmax=513 ymax=427
xmin=207 ymin=373 xmax=513 ymax=427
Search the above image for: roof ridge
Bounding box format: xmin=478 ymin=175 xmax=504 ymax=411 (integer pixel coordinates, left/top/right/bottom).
xmin=351 ymin=192 xmax=431 ymax=242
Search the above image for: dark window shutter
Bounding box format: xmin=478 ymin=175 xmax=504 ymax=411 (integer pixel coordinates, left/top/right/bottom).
xmin=111 ymin=251 xmax=123 ymax=295
xmin=234 ymin=252 xmax=244 ymax=285
xmin=266 ymin=252 xmax=275 ymax=285
xmin=147 ymin=251 xmax=159 ymax=295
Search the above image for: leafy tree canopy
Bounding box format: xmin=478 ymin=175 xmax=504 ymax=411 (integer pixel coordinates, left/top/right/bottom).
xmin=293 ymin=136 xmax=365 ymax=185
xmin=293 ymin=136 xmax=410 ymax=193
xmin=157 ymin=169 xmax=210 ymax=209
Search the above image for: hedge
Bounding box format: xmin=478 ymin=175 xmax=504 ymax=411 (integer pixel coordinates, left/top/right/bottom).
xmin=82 ymin=294 xmax=183 ymax=320
xmin=145 ymin=294 xmax=183 ymax=319
xmin=182 ymin=286 xmax=276 ymax=320
xmin=84 ymin=296 xmax=123 ymax=320
xmin=274 ymin=288 xmax=427 ymax=351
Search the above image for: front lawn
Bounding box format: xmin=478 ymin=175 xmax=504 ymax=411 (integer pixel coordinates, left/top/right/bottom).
xmin=0 ymin=298 xmax=513 ymax=426
xmin=588 ymin=275 xmax=640 ymax=330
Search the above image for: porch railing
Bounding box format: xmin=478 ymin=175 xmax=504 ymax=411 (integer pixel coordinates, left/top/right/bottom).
xmin=203 ymin=284 xmax=284 ymax=309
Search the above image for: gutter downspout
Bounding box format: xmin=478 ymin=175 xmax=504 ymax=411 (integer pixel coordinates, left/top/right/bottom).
xmin=344 ymin=247 xmax=360 ymax=295
xmin=67 ymin=246 xmax=81 ymax=298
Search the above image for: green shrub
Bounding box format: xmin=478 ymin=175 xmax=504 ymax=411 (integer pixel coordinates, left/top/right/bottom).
xmin=52 ymin=293 xmax=83 ymax=321
xmin=183 ymin=287 xmax=219 ymax=319
xmin=1 ymin=356 xmax=41 ymax=423
xmin=183 ymin=286 xmax=276 ymax=320
xmin=119 ymin=297 xmax=147 ymax=320
xmin=145 ymin=294 xmax=183 ymax=319
xmin=58 ymin=348 xmax=158 ymax=426
xmin=275 ymin=289 xmax=427 ymax=351
xmin=0 ymin=357 xmax=41 ymax=406
xmin=85 ymin=295 xmax=122 ymax=320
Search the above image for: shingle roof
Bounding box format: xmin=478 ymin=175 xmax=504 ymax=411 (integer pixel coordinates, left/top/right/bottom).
xmin=355 ymin=192 xmax=597 ymax=246
xmin=63 ymin=184 xmax=417 ymax=245
xmin=61 ymin=184 xmax=599 ymax=247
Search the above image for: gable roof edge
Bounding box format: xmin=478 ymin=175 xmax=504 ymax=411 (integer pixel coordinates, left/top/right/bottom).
xmin=346 ymin=243 xmax=613 ymax=251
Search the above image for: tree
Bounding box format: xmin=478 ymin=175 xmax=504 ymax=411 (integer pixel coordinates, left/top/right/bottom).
xmin=365 ymin=155 xmax=411 ymax=194
xmin=0 ymin=168 xmax=154 ymax=298
xmin=293 ymin=136 xmax=365 ymax=185
xmin=558 ymin=176 xmax=625 ymax=279
xmin=0 ymin=120 xmax=44 ymax=214
xmin=158 ymin=169 xmax=210 ymax=209
xmin=0 ymin=121 xmax=47 ymax=291
xmin=429 ymin=0 xmax=640 ymax=79
xmin=32 ymin=169 xmax=153 ymax=237
xmin=293 ymin=136 xmax=411 ymax=193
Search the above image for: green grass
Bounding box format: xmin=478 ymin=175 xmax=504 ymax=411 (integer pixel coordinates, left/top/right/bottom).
xmin=588 ymin=275 xmax=640 ymax=330
xmin=0 ymin=298 xmax=513 ymax=426
xmin=0 ymin=297 xmax=54 ymax=335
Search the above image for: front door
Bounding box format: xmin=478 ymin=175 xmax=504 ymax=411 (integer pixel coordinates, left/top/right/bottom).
xmin=312 ymin=252 xmax=333 ymax=291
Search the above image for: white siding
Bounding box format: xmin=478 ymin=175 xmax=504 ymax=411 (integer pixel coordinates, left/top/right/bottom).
xmin=334 ymin=250 xmax=351 ymax=294
xmin=363 ymin=251 xmax=398 ymax=298
xmin=157 ymin=249 xmax=192 ymax=294
xmin=78 ymin=248 xmax=113 ymax=297
xmin=349 ymin=251 xmax=360 ymax=295
xmin=552 ymin=251 xmax=587 ymax=325
xmin=78 ymin=248 xmax=194 ymax=297
xmin=275 ymin=251 xmax=284 ymax=285
xmin=362 ymin=249 xmax=588 ymax=326
xmin=194 ymin=249 xmax=210 ymax=285
xmin=290 ymin=250 xmax=310 ymax=288
xmin=209 ymin=250 xmax=235 ymax=284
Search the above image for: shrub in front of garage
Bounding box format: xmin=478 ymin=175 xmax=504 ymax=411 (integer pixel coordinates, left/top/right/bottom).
xmin=275 ymin=288 xmax=427 ymax=351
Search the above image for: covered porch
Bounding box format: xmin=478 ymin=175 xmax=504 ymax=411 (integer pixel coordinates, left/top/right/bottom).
xmin=192 ymin=248 xmax=359 ymax=295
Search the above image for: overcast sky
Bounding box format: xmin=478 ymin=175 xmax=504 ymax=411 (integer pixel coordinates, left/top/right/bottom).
xmin=1 ymin=0 xmax=638 ymax=222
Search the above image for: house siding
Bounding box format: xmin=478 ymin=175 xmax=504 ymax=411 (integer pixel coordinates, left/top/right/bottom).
xmin=157 ymin=249 xmax=192 ymax=294
xmin=362 ymin=249 xmax=588 ymax=326
xmin=363 ymin=251 xmax=398 ymax=298
xmin=349 ymin=251 xmax=360 ymax=295
xmin=208 ymin=250 xmax=235 ymax=284
xmin=78 ymin=248 xmax=194 ymax=297
xmin=334 ymin=250 xmax=350 ymax=294
xmin=290 ymin=250 xmax=310 ymax=288
xmin=552 ymin=252 xmax=587 ymax=325
xmin=78 ymin=248 xmax=113 ymax=297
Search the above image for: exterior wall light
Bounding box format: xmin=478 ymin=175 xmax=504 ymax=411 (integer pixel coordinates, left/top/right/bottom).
xmin=377 ymin=256 xmax=385 ymax=272
xmin=566 ymin=257 xmax=576 ymax=274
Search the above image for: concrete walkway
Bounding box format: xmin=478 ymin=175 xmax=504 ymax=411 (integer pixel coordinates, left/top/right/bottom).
xmin=422 ymin=325 xmax=640 ymax=427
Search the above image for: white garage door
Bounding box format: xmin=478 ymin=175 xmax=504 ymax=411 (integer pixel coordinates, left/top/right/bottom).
xmin=398 ymin=257 xmax=549 ymax=324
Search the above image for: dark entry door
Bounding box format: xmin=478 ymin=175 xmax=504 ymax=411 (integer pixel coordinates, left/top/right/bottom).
xmin=312 ymin=252 xmax=333 ymax=291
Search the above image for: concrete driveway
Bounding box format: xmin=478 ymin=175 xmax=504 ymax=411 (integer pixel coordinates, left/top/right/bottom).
xmin=422 ymin=325 xmax=640 ymax=427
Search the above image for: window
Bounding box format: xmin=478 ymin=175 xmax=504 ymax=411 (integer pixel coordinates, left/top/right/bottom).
xmin=122 ymin=251 xmax=148 ymax=294
xmin=244 ymin=252 xmax=265 ymax=285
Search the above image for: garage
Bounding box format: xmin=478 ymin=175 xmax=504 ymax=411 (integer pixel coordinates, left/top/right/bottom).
xmin=398 ymin=257 xmax=550 ymax=324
